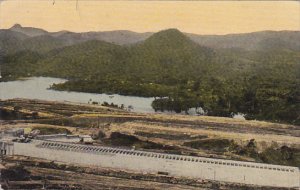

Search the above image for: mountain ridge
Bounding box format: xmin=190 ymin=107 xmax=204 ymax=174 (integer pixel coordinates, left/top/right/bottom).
xmin=10 ymin=24 xmax=48 ymax=37
xmin=1 ymin=25 xmax=299 ymax=125
xmin=3 ymin=24 xmax=299 ymax=51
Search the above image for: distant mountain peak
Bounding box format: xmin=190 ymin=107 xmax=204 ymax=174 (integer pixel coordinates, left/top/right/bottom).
xmin=144 ymin=28 xmax=195 ymax=47
xmin=9 ymin=23 xmax=48 ymax=37
xmin=10 ymin=24 xmax=22 ymax=29
xmin=162 ymin=28 xmax=182 ymax=33
xmin=152 ymin=28 xmax=185 ymax=37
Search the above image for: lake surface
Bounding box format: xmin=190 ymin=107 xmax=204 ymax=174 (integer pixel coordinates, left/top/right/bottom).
xmin=0 ymin=77 xmax=155 ymax=113
xmin=0 ymin=77 xmax=245 ymax=118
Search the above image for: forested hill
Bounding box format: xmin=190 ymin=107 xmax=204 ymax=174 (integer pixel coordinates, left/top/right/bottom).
xmin=32 ymin=29 xmax=216 ymax=81
xmin=187 ymin=31 xmax=300 ymax=51
xmin=1 ymin=26 xmax=299 ymax=125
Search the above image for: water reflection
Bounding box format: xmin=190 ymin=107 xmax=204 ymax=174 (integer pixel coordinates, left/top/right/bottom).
xmin=0 ymin=77 xmax=155 ymax=113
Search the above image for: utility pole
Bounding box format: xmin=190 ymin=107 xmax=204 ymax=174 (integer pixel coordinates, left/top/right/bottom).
xmin=214 ymin=170 xmax=216 ymax=180
xmin=0 ymin=47 xmax=3 ymax=79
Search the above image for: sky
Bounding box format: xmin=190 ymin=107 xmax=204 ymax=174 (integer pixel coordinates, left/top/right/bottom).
xmin=0 ymin=0 xmax=299 ymax=35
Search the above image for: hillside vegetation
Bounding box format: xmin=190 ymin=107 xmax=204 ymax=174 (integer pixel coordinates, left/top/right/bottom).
xmin=0 ymin=26 xmax=299 ymax=125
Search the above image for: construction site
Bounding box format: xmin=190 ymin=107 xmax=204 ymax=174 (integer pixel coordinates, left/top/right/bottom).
xmin=0 ymin=99 xmax=300 ymax=189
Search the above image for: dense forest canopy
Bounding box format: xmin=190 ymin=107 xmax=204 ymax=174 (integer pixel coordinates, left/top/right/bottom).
xmin=1 ymin=26 xmax=299 ymax=125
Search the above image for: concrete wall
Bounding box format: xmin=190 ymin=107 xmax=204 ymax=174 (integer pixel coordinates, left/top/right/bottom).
xmin=13 ymin=141 xmax=300 ymax=188
xmin=0 ymin=141 xmax=14 ymax=155
xmin=35 ymin=134 xmax=81 ymax=143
